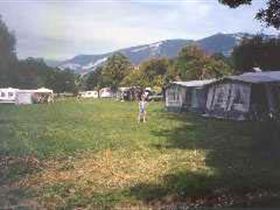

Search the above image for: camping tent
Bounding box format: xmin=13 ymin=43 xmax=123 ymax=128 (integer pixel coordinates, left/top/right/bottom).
xmin=15 ymin=87 xmax=54 ymax=105
xmin=204 ymin=71 xmax=280 ymax=121
xmin=0 ymin=88 xmax=18 ymax=104
xmin=32 ymin=87 xmax=54 ymax=103
xmin=15 ymin=90 xmax=34 ymax=105
xmin=99 ymin=87 xmax=114 ymax=98
xmin=165 ymin=80 xmax=215 ymax=112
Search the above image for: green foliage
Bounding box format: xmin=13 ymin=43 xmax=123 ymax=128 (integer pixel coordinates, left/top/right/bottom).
xmin=120 ymin=69 xmax=143 ymax=87
xmin=101 ymin=53 xmax=133 ymax=90
xmin=219 ymin=0 xmax=280 ymax=29
xmin=84 ymin=66 xmax=103 ymax=90
xmin=174 ymin=45 xmax=232 ymax=80
xmin=232 ymin=35 xmax=280 ymax=72
xmin=219 ymin=0 xmax=252 ymax=8
xmin=0 ymin=15 xmax=17 ymax=87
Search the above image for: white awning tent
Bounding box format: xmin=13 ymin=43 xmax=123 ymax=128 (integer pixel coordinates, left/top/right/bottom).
xmin=35 ymin=87 xmax=53 ymax=94
xmin=15 ymin=90 xmax=35 ymax=105
xmin=165 ymin=79 xmax=216 ymax=112
xmin=99 ymin=87 xmax=114 ymax=98
xmin=15 ymin=87 xmax=54 ymax=105
xmin=204 ymin=71 xmax=280 ymax=121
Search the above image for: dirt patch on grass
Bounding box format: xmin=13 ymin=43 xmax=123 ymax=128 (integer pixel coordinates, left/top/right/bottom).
xmin=15 ymin=149 xmax=207 ymax=208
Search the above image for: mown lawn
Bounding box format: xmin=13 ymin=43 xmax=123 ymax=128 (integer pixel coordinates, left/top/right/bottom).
xmin=1 ymin=99 xmax=280 ymax=209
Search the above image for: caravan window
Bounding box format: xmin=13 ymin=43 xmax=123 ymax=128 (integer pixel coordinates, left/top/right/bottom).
xmin=1 ymin=92 xmax=5 ymax=97
xmin=8 ymin=92 xmax=13 ymax=97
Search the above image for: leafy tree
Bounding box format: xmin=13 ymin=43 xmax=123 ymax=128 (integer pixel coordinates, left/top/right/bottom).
xmin=175 ymin=45 xmax=232 ymax=80
xmin=46 ymin=69 xmax=78 ymax=94
xmin=101 ymin=53 xmax=133 ymax=90
xmin=84 ymin=66 xmax=104 ymax=90
xmin=219 ymin=0 xmax=280 ymax=29
xmin=15 ymin=57 xmax=50 ymax=88
xmin=138 ymin=58 xmax=170 ymax=87
xmin=121 ymin=69 xmax=143 ymax=87
xmin=232 ymin=35 xmax=280 ymax=72
xmin=0 ymin=15 xmax=17 ymax=87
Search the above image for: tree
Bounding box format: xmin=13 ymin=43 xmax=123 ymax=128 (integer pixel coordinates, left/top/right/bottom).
xmin=121 ymin=69 xmax=143 ymax=87
xmin=219 ymin=0 xmax=280 ymax=29
xmin=174 ymin=45 xmax=232 ymax=80
xmin=231 ymin=35 xmax=280 ymax=72
xmin=47 ymin=69 xmax=78 ymax=94
xmin=0 ymin=15 xmax=17 ymax=86
xmin=101 ymin=53 xmax=133 ymax=90
xmin=84 ymin=66 xmax=104 ymax=90
xmin=138 ymin=58 xmax=171 ymax=88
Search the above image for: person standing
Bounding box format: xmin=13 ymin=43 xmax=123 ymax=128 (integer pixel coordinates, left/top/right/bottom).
xmin=138 ymin=95 xmax=148 ymax=123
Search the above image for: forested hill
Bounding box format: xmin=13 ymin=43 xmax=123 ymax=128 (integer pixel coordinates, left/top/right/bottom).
xmin=47 ymin=33 xmax=276 ymax=74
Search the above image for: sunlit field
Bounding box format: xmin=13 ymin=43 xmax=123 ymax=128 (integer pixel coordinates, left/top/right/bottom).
xmin=1 ymin=99 xmax=280 ymax=209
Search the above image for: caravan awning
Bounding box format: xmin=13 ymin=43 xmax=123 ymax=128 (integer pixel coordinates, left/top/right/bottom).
xmin=227 ymin=71 xmax=280 ymax=84
xmin=171 ymin=79 xmax=216 ymax=87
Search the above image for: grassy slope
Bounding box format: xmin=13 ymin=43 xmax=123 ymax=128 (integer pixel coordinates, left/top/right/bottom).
xmin=0 ymin=99 xmax=280 ymax=209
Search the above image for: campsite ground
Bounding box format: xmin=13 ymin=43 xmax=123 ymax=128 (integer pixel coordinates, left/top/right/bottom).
xmin=1 ymin=99 xmax=280 ymax=209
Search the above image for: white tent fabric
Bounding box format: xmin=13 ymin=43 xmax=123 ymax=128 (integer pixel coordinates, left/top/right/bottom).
xmin=172 ymin=79 xmax=216 ymax=87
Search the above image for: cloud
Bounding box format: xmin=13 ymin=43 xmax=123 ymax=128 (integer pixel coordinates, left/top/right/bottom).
xmin=0 ymin=0 xmax=278 ymax=60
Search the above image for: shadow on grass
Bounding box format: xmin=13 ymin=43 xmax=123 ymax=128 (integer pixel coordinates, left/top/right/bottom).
xmin=130 ymin=112 xmax=280 ymax=207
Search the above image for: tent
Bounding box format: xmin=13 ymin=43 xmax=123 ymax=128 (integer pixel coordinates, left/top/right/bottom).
xmin=15 ymin=87 xmax=54 ymax=105
xmin=165 ymin=80 xmax=215 ymax=113
xmin=0 ymin=88 xmax=18 ymax=104
xmin=15 ymin=90 xmax=34 ymax=105
xmin=32 ymin=87 xmax=54 ymax=104
xmin=204 ymin=71 xmax=280 ymax=121
xmin=99 ymin=87 xmax=114 ymax=98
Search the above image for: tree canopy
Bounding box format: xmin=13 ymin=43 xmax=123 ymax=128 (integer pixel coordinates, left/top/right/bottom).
xmin=232 ymin=36 xmax=280 ymax=72
xmin=101 ymin=53 xmax=133 ymax=90
xmin=173 ymin=45 xmax=232 ymax=80
xmin=0 ymin=15 xmax=17 ymax=87
xmin=219 ymin=0 xmax=280 ymax=29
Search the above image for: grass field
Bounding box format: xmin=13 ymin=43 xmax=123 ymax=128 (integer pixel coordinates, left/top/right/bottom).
xmin=1 ymin=99 xmax=280 ymax=209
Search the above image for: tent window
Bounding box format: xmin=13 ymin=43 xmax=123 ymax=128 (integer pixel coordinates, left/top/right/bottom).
xmin=169 ymin=87 xmax=179 ymax=102
xmin=233 ymin=88 xmax=245 ymax=105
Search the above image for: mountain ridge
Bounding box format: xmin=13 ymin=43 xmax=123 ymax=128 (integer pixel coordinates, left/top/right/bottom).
xmin=45 ymin=33 xmax=276 ymax=74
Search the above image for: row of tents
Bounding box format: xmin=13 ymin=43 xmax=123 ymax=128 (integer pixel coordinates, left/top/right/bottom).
xmin=0 ymin=87 xmax=54 ymax=105
xmin=165 ymin=71 xmax=280 ymax=121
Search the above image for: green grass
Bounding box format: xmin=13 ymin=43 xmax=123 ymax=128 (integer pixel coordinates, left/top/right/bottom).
xmin=1 ymin=99 xmax=280 ymax=209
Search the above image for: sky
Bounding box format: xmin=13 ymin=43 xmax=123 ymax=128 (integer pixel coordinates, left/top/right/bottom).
xmin=0 ymin=0 xmax=279 ymax=60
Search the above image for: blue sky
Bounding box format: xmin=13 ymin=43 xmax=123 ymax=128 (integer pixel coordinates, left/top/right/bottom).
xmin=0 ymin=0 xmax=279 ymax=60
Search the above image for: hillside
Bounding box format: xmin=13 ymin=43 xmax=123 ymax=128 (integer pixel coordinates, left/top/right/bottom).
xmin=46 ymin=33 xmax=275 ymax=74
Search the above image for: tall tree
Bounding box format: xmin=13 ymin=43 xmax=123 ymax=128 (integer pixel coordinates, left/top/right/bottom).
xmin=232 ymin=35 xmax=280 ymax=72
xmin=139 ymin=58 xmax=170 ymax=87
xmin=175 ymin=45 xmax=232 ymax=80
xmin=101 ymin=53 xmax=132 ymax=90
xmin=0 ymin=15 xmax=17 ymax=87
xmin=219 ymin=0 xmax=280 ymax=29
xmin=84 ymin=66 xmax=104 ymax=90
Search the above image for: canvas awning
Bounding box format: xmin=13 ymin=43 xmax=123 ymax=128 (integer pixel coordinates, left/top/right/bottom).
xmin=225 ymin=71 xmax=280 ymax=84
xmin=171 ymin=79 xmax=216 ymax=88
